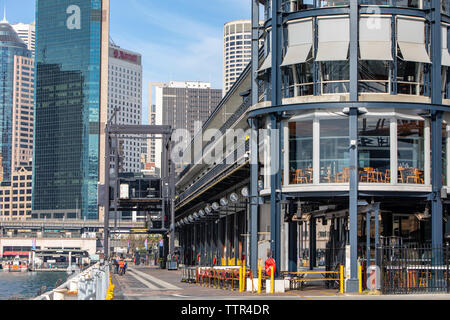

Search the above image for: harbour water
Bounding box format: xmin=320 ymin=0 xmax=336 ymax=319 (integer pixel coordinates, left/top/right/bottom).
xmin=0 ymin=272 xmax=70 ymax=300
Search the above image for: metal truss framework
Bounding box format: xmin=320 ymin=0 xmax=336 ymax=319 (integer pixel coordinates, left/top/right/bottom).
xmin=100 ymin=124 xmax=175 ymax=259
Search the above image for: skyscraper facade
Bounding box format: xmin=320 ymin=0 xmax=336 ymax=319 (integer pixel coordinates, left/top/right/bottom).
xmin=0 ymin=20 xmax=32 ymax=183
xmin=108 ymin=43 xmax=142 ymax=173
xmin=33 ymin=0 xmax=109 ymax=220
xmin=150 ymin=81 xmax=222 ymax=174
xmin=12 ymin=22 xmax=35 ymax=54
xmin=223 ymin=20 xmax=253 ymax=95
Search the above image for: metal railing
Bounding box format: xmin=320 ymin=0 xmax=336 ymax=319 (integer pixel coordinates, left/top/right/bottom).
xmin=378 ymin=244 xmax=450 ymax=294
xmin=34 ymin=262 xmax=111 ymax=300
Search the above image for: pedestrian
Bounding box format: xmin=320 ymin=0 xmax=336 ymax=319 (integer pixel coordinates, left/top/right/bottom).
xmin=118 ymin=259 xmax=125 ymax=276
xmin=113 ymin=258 xmax=119 ymax=274
xmin=124 ymin=260 xmax=128 ymax=275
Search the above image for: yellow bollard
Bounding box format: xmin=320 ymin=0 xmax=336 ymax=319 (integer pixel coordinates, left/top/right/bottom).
xmin=358 ymin=265 xmax=363 ymax=294
xmin=242 ymin=263 xmax=246 ymax=292
xmin=340 ymin=265 xmax=344 ymax=294
xmin=239 ymin=267 xmax=242 ymax=292
xmin=270 ymin=266 xmax=274 ymax=294
xmin=258 ymin=266 xmax=262 ymax=294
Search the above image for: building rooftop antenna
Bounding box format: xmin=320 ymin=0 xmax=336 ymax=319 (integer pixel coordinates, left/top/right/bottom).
xmin=1 ymin=5 xmax=7 ymax=23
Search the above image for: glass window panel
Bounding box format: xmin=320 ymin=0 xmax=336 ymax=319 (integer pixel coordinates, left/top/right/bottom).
xmin=282 ymin=63 xmax=314 ymax=98
xmin=289 ymin=121 xmax=313 ymax=184
xmin=320 ymin=119 xmax=349 ymax=183
xmin=397 ymin=61 xmax=425 ymax=95
xmin=321 ymin=61 xmax=350 ymax=94
xmin=358 ymin=118 xmax=391 ymax=183
xmin=359 ymin=60 xmax=390 ymax=93
xmin=397 ymin=120 xmax=425 ymax=184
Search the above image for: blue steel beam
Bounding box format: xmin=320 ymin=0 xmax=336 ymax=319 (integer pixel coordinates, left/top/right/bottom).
xmin=247 ymin=101 xmax=450 ymax=117
xmin=431 ymin=0 xmax=444 ymax=251
xmin=346 ymin=0 xmax=360 ymax=293
xmin=270 ymin=0 xmax=282 ymax=278
xmin=250 ymin=0 xmax=260 ymax=275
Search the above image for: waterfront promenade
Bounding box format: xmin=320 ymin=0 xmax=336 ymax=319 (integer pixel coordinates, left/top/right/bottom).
xmin=110 ymin=266 xmax=450 ymax=300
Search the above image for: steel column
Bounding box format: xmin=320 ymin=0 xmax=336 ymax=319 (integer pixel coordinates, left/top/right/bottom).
xmin=269 ymin=0 xmax=283 ymax=278
xmin=288 ymin=221 xmax=298 ymax=272
xmin=234 ymin=210 xmax=238 ymax=264
xmin=250 ymin=0 xmax=260 ymax=272
xmin=348 ymin=0 xmax=359 ymax=288
xmin=366 ymin=211 xmax=371 ymax=270
xmin=374 ymin=204 xmax=380 ymax=267
xmin=348 ymin=107 xmax=359 ymax=292
xmin=309 ymin=218 xmax=316 ymax=270
xmin=103 ymin=130 xmax=111 ymax=259
xmin=431 ymin=0 xmax=443 ymax=252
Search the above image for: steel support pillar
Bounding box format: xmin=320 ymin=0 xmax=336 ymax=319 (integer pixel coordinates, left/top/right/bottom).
xmin=288 ymin=222 xmax=298 ymax=272
xmin=431 ymin=0 xmax=444 ymax=286
xmin=374 ymin=204 xmax=380 ymax=267
xmin=309 ymin=218 xmax=316 ymax=270
xmin=366 ymin=211 xmax=371 ymax=270
xmin=348 ymin=109 xmax=359 ymax=291
xmin=234 ymin=211 xmax=239 ymax=264
xmin=103 ymin=131 xmax=111 ymax=259
xmin=250 ymin=0 xmax=260 ymax=274
xmin=218 ymin=218 xmax=223 ymax=263
xmin=346 ymin=0 xmax=359 ymax=291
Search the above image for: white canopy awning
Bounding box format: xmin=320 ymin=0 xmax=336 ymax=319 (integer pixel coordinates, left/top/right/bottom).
xmin=397 ymin=17 xmax=430 ymax=63
xmin=316 ymin=17 xmax=349 ymax=62
xmin=281 ymin=19 xmax=313 ymax=66
xmin=442 ymin=25 xmax=450 ymax=67
xmin=258 ymin=30 xmax=272 ymax=72
xmin=359 ymin=16 xmax=393 ymax=60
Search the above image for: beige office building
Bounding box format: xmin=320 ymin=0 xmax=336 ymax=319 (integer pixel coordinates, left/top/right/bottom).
xmin=0 ymin=167 xmax=32 ymax=221
xmin=12 ymin=56 xmax=34 ymax=170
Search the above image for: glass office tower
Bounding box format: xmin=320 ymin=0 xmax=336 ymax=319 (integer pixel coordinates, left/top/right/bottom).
xmin=33 ymin=0 xmax=104 ymax=220
xmin=0 ymin=21 xmax=32 ymax=183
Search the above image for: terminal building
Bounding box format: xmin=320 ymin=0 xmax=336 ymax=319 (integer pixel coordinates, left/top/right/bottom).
xmin=174 ymin=0 xmax=450 ymax=293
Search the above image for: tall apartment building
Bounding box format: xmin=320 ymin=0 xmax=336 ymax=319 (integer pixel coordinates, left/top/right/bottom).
xmin=223 ymin=20 xmax=254 ymax=95
xmin=12 ymin=22 xmax=35 ymax=54
xmin=108 ymin=43 xmax=142 ymax=173
xmin=0 ymin=19 xmax=32 ymax=184
xmin=149 ymin=81 xmax=222 ymax=174
xmin=33 ymin=0 xmax=109 ymax=221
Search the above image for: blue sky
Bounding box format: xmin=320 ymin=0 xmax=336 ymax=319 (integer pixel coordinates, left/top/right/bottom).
xmin=3 ymin=0 xmax=251 ymax=122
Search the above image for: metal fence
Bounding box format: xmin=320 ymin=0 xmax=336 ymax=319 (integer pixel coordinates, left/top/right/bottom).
xmin=378 ymin=244 xmax=450 ymax=294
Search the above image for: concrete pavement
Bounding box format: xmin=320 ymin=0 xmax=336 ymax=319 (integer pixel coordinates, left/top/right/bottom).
xmin=110 ymin=266 xmax=450 ymax=300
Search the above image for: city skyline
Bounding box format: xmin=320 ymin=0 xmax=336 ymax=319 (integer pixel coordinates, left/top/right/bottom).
xmin=1 ymin=0 xmax=252 ymax=124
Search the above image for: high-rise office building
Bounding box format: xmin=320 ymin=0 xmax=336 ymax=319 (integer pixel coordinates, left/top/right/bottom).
xmin=12 ymin=22 xmax=35 ymax=54
xmin=223 ymin=20 xmax=253 ymax=95
xmin=108 ymin=43 xmax=142 ymax=173
xmin=0 ymin=19 xmax=32 ymax=183
xmin=33 ymin=0 xmax=109 ymax=220
xmin=149 ymin=81 xmax=222 ymax=174
xmin=12 ymin=56 xmax=35 ymax=170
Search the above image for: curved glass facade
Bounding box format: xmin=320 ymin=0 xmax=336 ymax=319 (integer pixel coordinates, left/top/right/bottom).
xmin=0 ymin=22 xmax=31 ymax=183
xmin=33 ymin=0 xmax=103 ymax=220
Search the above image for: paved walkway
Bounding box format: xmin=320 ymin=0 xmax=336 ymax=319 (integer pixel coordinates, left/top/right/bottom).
xmin=111 ymin=265 xmax=343 ymax=300
xmin=111 ymin=266 xmax=450 ymax=300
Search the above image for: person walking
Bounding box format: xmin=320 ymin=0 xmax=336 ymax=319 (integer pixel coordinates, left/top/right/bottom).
xmin=124 ymin=260 xmax=128 ymax=275
xmin=118 ymin=259 xmax=125 ymax=276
